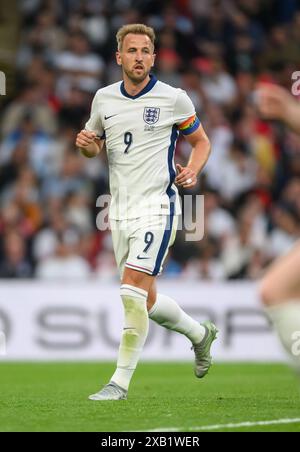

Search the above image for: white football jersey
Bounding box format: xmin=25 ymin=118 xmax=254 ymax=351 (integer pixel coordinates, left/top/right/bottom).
xmin=85 ymin=74 xmax=200 ymax=220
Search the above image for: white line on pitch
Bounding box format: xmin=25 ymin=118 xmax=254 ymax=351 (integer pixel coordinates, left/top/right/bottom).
xmin=135 ymin=418 xmax=300 ymax=432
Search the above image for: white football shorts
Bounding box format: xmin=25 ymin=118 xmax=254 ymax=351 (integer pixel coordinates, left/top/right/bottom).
xmin=110 ymin=215 xmax=179 ymax=278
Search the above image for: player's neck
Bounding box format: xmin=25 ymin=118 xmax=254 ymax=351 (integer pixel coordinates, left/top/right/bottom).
xmin=123 ymin=74 xmax=151 ymax=97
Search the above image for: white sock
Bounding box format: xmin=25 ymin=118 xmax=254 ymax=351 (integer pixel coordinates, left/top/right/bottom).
xmin=110 ymin=284 xmax=149 ymax=391
xmin=266 ymin=300 xmax=300 ymax=369
xmin=148 ymin=293 xmax=205 ymax=345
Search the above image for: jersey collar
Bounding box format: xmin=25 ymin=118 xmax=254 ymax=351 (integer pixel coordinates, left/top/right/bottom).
xmin=120 ymin=74 xmax=157 ymax=99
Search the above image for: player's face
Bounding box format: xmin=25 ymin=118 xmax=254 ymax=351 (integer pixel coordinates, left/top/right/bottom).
xmin=116 ymin=34 xmax=156 ymax=83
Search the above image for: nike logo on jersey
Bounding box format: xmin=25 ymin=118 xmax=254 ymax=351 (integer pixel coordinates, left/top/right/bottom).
xmin=104 ymin=114 xmax=118 ymax=120
xmin=137 ymin=255 xmax=150 ymax=260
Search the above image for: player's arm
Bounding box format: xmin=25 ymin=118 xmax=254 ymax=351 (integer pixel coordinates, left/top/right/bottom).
xmin=77 ymin=91 xmax=105 ymax=158
xmin=175 ymin=124 xmax=211 ymax=189
xmin=257 ymin=84 xmax=300 ymax=135
xmin=76 ymin=130 xmax=105 ymax=158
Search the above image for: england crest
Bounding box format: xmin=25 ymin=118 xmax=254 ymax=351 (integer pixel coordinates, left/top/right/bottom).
xmin=143 ymin=107 xmax=160 ymax=125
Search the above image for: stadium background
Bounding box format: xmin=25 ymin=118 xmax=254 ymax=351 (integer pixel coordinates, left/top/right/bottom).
xmin=1 ymin=0 xmax=300 ymax=360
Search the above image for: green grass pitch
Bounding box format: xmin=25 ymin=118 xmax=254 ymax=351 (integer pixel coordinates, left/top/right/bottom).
xmin=0 ymin=362 xmax=300 ymax=432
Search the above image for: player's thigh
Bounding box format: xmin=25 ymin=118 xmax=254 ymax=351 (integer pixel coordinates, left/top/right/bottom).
xmin=110 ymin=219 xmax=130 ymax=279
xmin=260 ymin=241 xmax=300 ymax=305
xmin=125 ymin=215 xmax=178 ymax=277
xmin=122 ymin=266 xmax=155 ymax=294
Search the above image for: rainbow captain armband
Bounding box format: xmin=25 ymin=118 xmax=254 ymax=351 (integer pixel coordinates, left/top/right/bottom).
xmin=178 ymin=114 xmax=201 ymax=135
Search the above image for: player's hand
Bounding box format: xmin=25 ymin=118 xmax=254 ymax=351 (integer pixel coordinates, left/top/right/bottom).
xmin=256 ymin=84 xmax=292 ymax=121
xmin=175 ymin=164 xmax=197 ymax=188
xmin=76 ymin=130 xmax=97 ymax=148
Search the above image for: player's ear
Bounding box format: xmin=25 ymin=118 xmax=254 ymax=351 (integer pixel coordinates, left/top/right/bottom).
xmin=152 ymin=52 xmax=156 ymax=67
xmin=116 ymin=51 xmax=122 ymax=66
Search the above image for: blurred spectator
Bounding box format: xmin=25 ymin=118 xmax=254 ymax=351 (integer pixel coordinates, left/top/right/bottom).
xmin=41 ymin=151 xmax=91 ymax=200
xmin=203 ymin=189 xmax=236 ymax=243
xmin=0 ymin=232 xmax=32 ymax=278
xmin=1 ymin=81 xmax=57 ymax=137
xmin=221 ymin=216 xmax=258 ymax=279
xmin=54 ymin=31 xmax=104 ymax=98
xmin=0 ymin=141 xmax=29 ymax=192
xmin=0 ymin=111 xmax=56 ymax=178
xmin=202 ymin=103 xmax=233 ymax=188
xmin=197 ymin=57 xmax=238 ymax=108
xmin=155 ymin=49 xmax=182 ymax=86
xmin=267 ymin=204 xmax=300 ymax=258
xmin=182 ymin=237 xmax=225 ymax=281
xmin=261 ymin=25 xmax=300 ymax=70
xmin=33 ymin=211 xmax=76 ymax=262
xmin=214 ymin=140 xmax=257 ymax=201
xmin=36 ymin=233 xmax=91 ymax=281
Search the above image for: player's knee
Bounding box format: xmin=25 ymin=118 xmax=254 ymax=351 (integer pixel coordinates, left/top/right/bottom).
xmin=146 ymin=286 xmax=157 ymax=311
xmin=122 ymin=272 xmax=142 ymax=291
xmin=122 ymin=267 xmax=153 ymax=291
xmin=147 ymin=297 xmax=155 ymax=312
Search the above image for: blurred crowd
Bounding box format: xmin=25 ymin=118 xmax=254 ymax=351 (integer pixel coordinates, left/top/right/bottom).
xmin=0 ymin=0 xmax=300 ymax=281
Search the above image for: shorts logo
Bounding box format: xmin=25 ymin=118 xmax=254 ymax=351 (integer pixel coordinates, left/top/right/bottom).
xmin=137 ymin=255 xmax=150 ymax=260
xmin=143 ymin=107 xmax=160 ymax=125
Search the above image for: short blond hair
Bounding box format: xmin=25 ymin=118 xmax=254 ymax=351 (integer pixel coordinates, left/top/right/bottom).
xmin=116 ymin=24 xmax=156 ymax=51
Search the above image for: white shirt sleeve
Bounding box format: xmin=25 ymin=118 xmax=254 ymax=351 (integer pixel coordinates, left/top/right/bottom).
xmin=85 ymin=92 xmax=105 ymax=138
xmin=173 ymin=89 xmax=201 ymax=135
xmin=173 ymin=89 xmax=196 ymax=125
